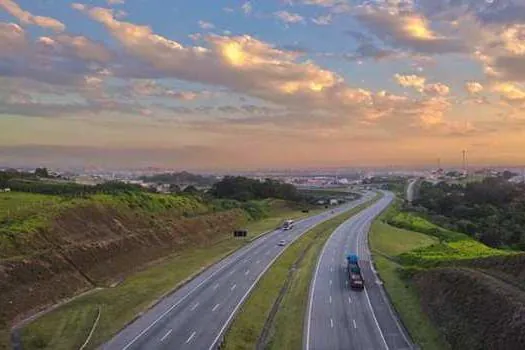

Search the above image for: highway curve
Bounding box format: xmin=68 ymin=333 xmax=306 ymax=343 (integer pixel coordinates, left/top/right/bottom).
xmin=305 ymin=192 xmax=413 ymax=350
xmin=102 ymin=193 xmax=375 ymax=350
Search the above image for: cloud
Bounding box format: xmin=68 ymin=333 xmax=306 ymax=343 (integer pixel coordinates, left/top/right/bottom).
xmin=107 ymin=0 xmax=125 ymax=4
xmin=394 ymin=73 xmax=426 ymax=90
xmin=465 ymin=81 xmax=484 ymax=95
xmin=312 ymin=14 xmax=332 ymax=25
xmin=241 ymin=2 xmax=252 ymax=15
xmin=73 ymin=4 xmax=384 ymax=116
xmin=198 ymin=20 xmax=215 ymax=30
xmin=0 ymin=0 xmax=65 ymax=32
xmin=274 ymin=11 xmax=304 ymax=24
xmin=131 ymin=80 xmax=200 ymax=101
xmin=353 ymin=3 xmax=467 ymax=54
xmin=423 ymin=83 xmax=450 ymax=96
xmin=492 ymin=82 xmax=525 ymax=107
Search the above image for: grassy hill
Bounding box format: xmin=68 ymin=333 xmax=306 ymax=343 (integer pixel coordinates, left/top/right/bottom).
xmin=370 ymin=202 xmax=525 ymax=350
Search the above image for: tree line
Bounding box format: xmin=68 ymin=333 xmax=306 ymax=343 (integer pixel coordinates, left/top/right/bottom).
xmin=209 ymin=176 xmax=301 ymax=202
xmin=414 ymin=178 xmax=525 ymax=249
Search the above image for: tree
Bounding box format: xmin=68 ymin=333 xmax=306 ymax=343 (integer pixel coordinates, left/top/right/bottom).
xmin=183 ymin=185 xmax=199 ymax=194
xmin=169 ymin=184 xmax=181 ymax=193
xmin=35 ymin=167 xmax=49 ymax=178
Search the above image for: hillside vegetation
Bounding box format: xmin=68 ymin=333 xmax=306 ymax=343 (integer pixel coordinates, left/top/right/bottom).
xmin=370 ymin=199 xmax=525 ymax=350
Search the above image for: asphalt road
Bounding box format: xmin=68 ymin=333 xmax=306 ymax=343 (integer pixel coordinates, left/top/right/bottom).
xmin=406 ymin=180 xmax=417 ymax=203
xmin=103 ymin=192 xmax=375 ymax=350
xmin=305 ymin=192 xmax=413 ymax=350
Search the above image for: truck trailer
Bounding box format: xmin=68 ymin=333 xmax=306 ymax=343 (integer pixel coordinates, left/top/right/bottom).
xmin=346 ymin=254 xmax=364 ymax=290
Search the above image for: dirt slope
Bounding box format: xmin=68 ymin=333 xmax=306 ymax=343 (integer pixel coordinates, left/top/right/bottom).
xmin=0 ymin=203 xmax=247 ymax=330
xmin=414 ymin=267 xmax=525 ymax=350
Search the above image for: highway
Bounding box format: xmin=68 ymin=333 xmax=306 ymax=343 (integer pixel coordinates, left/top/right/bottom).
xmin=406 ymin=179 xmax=417 ymax=203
xmin=305 ymin=192 xmax=413 ymax=350
xmin=103 ymin=192 xmax=375 ymax=350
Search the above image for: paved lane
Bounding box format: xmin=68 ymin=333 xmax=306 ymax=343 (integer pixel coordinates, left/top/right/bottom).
xmin=306 ymin=192 xmax=413 ymax=350
xmin=103 ymin=193 xmax=375 ymax=350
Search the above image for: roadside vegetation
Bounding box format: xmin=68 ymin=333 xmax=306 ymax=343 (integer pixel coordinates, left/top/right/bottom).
xmin=222 ymin=194 xmax=381 ymax=350
xmin=415 ymin=178 xmax=525 ymax=249
xmin=370 ymin=190 xmax=524 ymax=350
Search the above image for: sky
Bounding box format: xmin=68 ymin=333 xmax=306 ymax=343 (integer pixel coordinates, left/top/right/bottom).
xmin=1 ymin=0 xmax=525 ymax=170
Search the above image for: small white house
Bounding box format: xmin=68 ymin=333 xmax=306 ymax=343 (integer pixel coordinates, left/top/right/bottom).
xmin=329 ymin=199 xmax=338 ymax=205
xmin=0 ymin=188 xmax=10 ymax=193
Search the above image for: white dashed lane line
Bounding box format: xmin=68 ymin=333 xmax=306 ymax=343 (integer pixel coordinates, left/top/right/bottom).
xmin=160 ymin=329 xmax=172 ymax=342
xmin=190 ymin=302 xmax=199 ymax=311
xmin=230 ymin=284 xmax=237 ymax=292
xmin=185 ymin=331 xmax=196 ymax=344
xmin=212 ymin=304 xmax=220 ymax=312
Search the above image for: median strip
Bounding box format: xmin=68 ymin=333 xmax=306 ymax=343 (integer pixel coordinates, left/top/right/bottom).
xmin=220 ymin=194 xmax=381 ymax=350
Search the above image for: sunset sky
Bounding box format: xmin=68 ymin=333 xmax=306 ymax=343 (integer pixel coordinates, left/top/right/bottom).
xmin=1 ymin=0 xmax=525 ymax=170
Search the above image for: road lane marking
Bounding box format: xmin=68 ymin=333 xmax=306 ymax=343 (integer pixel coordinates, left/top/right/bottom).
xmin=329 ymin=296 xmax=332 ymax=304
xmin=330 ymin=267 xmax=333 ymax=272
xmin=256 ymin=260 xmax=260 ymax=264
xmin=191 ymin=302 xmax=199 ymax=311
xmin=209 ymin=202 xmax=368 ymax=350
xmin=265 ymin=251 xmax=270 ymax=256
xmin=330 ymin=318 xmax=334 ymax=328
xmin=212 ymin=304 xmax=220 ymax=312
xmin=185 ymin=331 xmax=196 ymax=344
xmin=213 ymin=283 xmax=219 ymax=290
xmin=348 ymin=296 xmax=352 ymax=303
xmin=329 ymin=279 xmax=332 ymax=286
xmin=160 ymin=329 xmax=172 ymax=342
xmin=345 ymin=280 xmax=348 ymax=286
xmin=364 ymin=284 xmax=389 ymax=349
xmin=229 ymin=270 xmax=235 ymax=276
xmin=245 ymin=269 xmax=250 ymax=276
xmin=231 ymin=284 xmax=237 ymax=291
xmin=353 ymin=320 xmax=357 ymax=329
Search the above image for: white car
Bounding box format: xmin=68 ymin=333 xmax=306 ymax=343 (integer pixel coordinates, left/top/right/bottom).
xmin=278 ymin=239 xmax=286 ymax=246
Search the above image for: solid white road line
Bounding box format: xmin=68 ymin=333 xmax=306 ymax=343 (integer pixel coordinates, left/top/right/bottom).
xmin=185 ymin=331 xmax=196 ymax=344
xmin=160 ymin=329 xmax=172 ymax=342
xmin=212 ymin=304 xmax=220 ymax=312
xmin=230 ymin=284 xmax=237 ymax=291
xmin=191 ymin=302 xmax=199 ymax=311
xmin=353 ymin=320 xmax=357 ymax=329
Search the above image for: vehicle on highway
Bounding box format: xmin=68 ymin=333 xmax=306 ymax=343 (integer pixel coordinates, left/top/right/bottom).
xmin=282 ymin=219 xmax=294 ymax=230
xmin=278 ymin=239 xmax=287 ymax=246
xmin=347 ymin=254 xmax=364 ymax=290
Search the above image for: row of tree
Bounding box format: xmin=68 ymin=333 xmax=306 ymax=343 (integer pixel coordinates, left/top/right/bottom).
xmin=414 ymin=178 xmax=525 ymax=249
xmin=209 ymin=176 xmax=301 ymax=202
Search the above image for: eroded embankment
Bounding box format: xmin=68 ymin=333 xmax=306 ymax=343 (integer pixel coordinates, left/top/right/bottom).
xmin=0 ymin=204 xmax=247 ymax=328
xmin=414 ymin=267 xmax=525 ymax=350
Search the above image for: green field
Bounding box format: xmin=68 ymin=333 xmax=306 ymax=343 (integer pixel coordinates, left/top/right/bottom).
xmin=222 ymin=195 xmax=380 ymax=350
xmin=18 ymin=202 xmax=323 ymax=350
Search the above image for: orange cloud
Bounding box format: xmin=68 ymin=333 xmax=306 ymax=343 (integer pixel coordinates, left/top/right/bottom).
xmin=0 ymin=0 xmax=65 ymax=32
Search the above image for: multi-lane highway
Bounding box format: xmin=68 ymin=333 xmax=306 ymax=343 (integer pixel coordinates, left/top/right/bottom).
xmin=103 ymin=192 xmax=375 ymax=350
xmin=306 ymin=192 xmax=413 ymax=350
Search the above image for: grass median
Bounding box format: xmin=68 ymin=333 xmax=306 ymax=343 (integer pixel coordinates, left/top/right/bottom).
xmin=18 ymin=207 xmax=317 ymax=350
xmin=222 ymin=194 xmax=381 ymax=350
xmin=369 ymin=204 xmax=449 ymax=350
